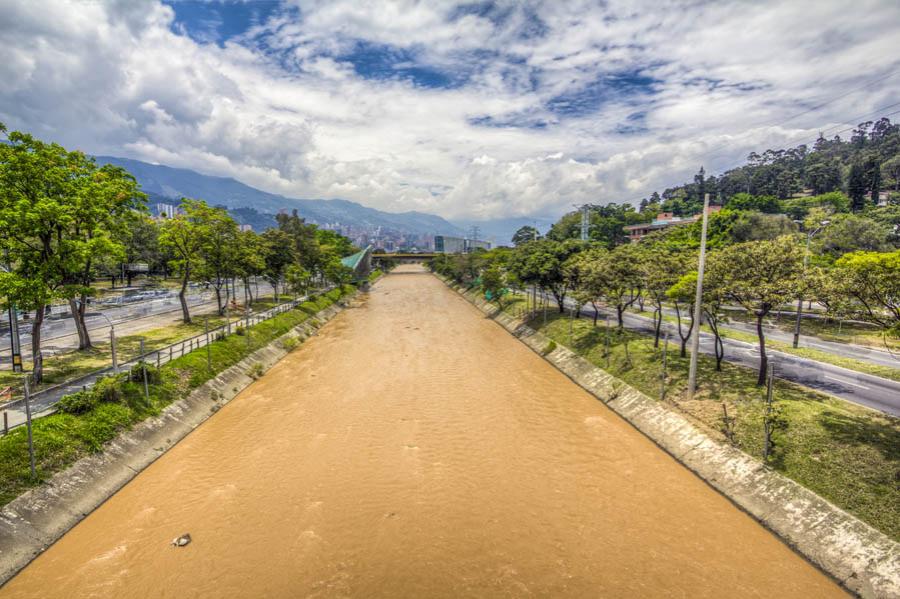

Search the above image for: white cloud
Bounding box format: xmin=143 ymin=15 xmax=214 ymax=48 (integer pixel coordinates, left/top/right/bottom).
xmin=1 ymin=0 xmax=898 ymax=221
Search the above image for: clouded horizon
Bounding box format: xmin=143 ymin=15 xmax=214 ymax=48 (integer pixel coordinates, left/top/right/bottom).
xmin=2 ymin=0 xmax=898 ymax=221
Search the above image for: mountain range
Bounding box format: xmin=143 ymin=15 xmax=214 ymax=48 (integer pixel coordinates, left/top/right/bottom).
xmin=97 ymin=156 xmax=467 ymax=237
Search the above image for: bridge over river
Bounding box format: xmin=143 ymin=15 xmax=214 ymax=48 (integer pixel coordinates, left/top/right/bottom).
xmin=1 ymin=264 xmax=843 ymax=597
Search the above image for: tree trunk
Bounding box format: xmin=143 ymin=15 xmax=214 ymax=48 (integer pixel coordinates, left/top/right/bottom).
xmin=674 ymin=302 xmax=693 ymax=357
xmin=126 ymin=271 xmax=133 ymax=287
xmin=552 ymin=290 xmax=565 ymax=313
xmin=616 ymin=305 xmax=625 ymax=329
xmin=653 ymin=305 xmax=662 ymax=348
xmin=245 ymin=278 xmax=253 ymax=305
xmin=756 ymin=312 xmax=768 ymax=386
xmin=591 ymin=302 xmax=599 ymax=326
xmin=215 ymin=285 xmax=225 ymax=316
xmin=272 ymin=279 xmax=279 ymax=303
xmin=68 ymin=297 xmax=92 ymax=350
xmin=707 ymin=313 xmax=724 ymax=371
xmin=179 ymin=271 xmax=191 ymax=324
xmin=31 ymin=306 xmax=45 ymax=384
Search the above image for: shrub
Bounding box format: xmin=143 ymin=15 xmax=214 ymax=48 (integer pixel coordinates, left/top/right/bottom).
xmin=282 ymin=337 xmax=299 ymax=352
xmin=92 ymin=376 xmax=123 ymax=403
xmin=57 ymin=390 xmax=98 ymax=414
xmin=248 ymin=362 xmax=265 ymax=379
xmin=542 ymin=340 xmax=557 ymax=355
xmin=129 ymin=362 xmax=161 ymax=385
xmin=235 ymin=325 xmax=245 ymax=336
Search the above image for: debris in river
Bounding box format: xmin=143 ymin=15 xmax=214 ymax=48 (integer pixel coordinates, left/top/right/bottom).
xmin=171 ymin=533 xmax=192 ymax=547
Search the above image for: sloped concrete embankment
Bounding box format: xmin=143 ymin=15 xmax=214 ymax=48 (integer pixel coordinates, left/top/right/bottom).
xmin=442 ymin=278 xmax=899 ymax=599
xmin=0 ymin=296 xmax=354 ymax=586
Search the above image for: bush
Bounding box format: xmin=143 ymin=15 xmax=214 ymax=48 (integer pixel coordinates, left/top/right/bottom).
xmin=235 ymin=325 xmax=245 ymax=336
xmin=542 ymin=340 xmax=557 ymax=355
xmin=282 ymin=337 xmax=299 ymax=352
xmin=57 ymin=390 xmax=98 ymax=414
xmin=248 ymin=362 xmax=265 ymax=379
xmin=92 ymin=376 xmax=123 ymax=403
xmin=129 ymin=362 xmax=161 ymax=385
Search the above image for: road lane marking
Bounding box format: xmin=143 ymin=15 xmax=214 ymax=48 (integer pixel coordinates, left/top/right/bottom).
xmin=825 ymin=375 xmax=869 ymax=390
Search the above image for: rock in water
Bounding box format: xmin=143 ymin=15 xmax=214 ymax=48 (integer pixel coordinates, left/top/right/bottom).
xmin=172 ymin=533 xmax=191 ymax=547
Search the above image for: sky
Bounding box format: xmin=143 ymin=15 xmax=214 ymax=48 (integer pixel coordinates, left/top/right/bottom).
xmin=1 ymin=0 xmax=899 ymax=221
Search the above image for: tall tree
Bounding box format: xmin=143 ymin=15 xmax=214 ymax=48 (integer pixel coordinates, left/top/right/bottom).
xmin=511 ymin=225 xmax=540 ymax=246
xmin=0 ymin=127 xmax=83 ymax=381
xmin=260 ymin=228 xmax=295 ymax=302
xmin=159 ymin=199 xmax=206 ymax=323
xmin=194 ymin=204 xmax=239 ymax=315
xmin=707 ymin=236 xmax=805 ymax=385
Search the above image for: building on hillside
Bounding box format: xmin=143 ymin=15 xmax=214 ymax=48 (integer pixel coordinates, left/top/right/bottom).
xmin=624 ymin=204 xmax=721 ymax=242
xmin=239 ymin=224 xmax=253 ymax=232
xmin=155 ymin=203 xmax=178 ymax=219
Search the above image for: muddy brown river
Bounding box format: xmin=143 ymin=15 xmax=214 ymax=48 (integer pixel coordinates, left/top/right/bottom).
xmin=3 ymin=265 xmax=843 ymax=597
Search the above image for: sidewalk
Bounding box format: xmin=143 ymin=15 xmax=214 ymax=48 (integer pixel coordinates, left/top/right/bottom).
xmin=0 ymin=291 xmax=319 ymax=432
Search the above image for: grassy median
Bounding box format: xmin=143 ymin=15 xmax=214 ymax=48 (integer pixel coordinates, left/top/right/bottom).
xmin=0 ymin=286 xmax=352 ymax=506
xmin=495 ymin=292 xmax=900 ymax=541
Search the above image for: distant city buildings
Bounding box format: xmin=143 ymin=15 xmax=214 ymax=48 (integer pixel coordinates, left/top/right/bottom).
xmin=624 ymin=205 xmax=722 ymax=242
xmin=155 ymin=203 xmax=178 ymax=219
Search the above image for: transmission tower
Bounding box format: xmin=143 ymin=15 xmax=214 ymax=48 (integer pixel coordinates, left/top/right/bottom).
xmin=575 ymin=204 xmax=591 ymax=241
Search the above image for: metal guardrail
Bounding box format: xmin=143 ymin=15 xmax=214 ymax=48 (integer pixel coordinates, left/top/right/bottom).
xmin=0 ymin=288 xmax=335 ymax=433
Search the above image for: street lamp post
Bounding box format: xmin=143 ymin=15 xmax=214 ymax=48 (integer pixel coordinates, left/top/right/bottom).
xmin=79 ymin=301 xmax=117 ymax=373
xmin=792 ymin=220 xmax=829 ymax=348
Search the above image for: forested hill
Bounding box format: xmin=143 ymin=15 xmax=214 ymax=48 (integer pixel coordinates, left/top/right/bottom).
xmin=641 ymin=116 xmax=900 ymax=216
xmin=536 ymin=116 xmax=899 ymax=251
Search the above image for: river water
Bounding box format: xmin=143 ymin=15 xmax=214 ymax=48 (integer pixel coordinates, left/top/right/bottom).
xmin=2 ymin=265 xmax=843 ymax=597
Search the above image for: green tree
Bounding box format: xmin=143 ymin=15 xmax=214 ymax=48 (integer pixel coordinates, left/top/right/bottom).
xmin=640 ymin=247 xmax=689 ymax=346
xmin=158 ymin=199 xmax=206 ymax=324
xmin=234 ymin=230 xmax=265 ymax=307
xmin=730 ymin=212 xmax=797 ymax=243
xmin=707 ymin=236 xmax=805 ymax=385
xmin=260 ymin=229 xmax=296 ymax=301
xmin=481 ymin=264 xmax=508 ymax=309
xmin=0 ymin=125 xmax=144 ymax=371
xmin=511 ymin=225 xmax=540 ymax=246
xmin=63 ymin=162 xmax=145 ymax=349
xmin=508 ymin=239 xmax=579 ymax=312
xmin=813 ymin=214 xmax=891 ymax=261
xmin=830 ymin=250 xmax=900 ymax=333
xmin=193 ymin=204 xmax=240 ymax=315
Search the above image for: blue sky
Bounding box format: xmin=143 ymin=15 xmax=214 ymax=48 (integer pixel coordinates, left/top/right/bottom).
xmin=2 ymin=0 xmax=899 ymax=220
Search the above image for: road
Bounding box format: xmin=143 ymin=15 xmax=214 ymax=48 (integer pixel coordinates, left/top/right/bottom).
xmin=0 ymin=283 xmax=291 ymax=430
xmin=535 ymin=293 xmax=900 ymax=417
xmin=0 ymin=281 xmax=273 ymax=362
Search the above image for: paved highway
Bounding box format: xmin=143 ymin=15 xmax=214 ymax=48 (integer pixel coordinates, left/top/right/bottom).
xmin=535 ymin=293 xmax=900 ymax=417
xmin=0 ymin=281 xmax=273 ymax=362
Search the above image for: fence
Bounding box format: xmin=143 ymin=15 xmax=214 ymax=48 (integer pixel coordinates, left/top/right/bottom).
xmin=0 ymin=288 xmax=333 ymax=434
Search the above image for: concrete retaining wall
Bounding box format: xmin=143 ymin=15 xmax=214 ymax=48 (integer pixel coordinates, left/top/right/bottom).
xmin=444 ymin=278 xmax=899 ymax=599
xmin=0 ymin=295 xmax=354 ymax=586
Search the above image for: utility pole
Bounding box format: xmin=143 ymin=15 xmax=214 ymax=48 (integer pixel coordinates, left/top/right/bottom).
xmin=792 ymin=220 xmax=829 ymax=348
xmin=686 ymin=193 xmax=710 ymax=401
